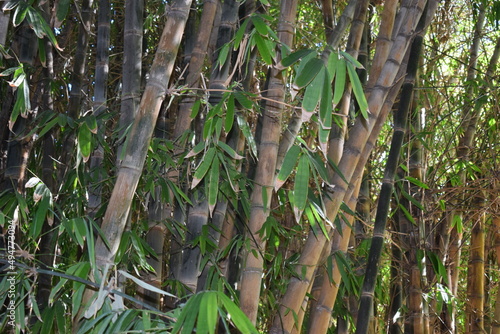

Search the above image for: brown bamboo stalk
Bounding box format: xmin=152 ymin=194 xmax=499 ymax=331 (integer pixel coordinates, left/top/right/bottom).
xmin=93 ymin=0 xmax=193 ymax=269
xmin=239 ymin=0 xmax=299 ymax=324
xmin=491 ymin=214 xmax=500 ymax=334
xmin=270 ymin=1 xmax=428 ymax=332
xmin=466 ymin=195 xmax=486 ymax=333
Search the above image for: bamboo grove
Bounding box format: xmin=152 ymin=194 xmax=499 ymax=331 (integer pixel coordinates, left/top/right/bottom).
xmin=0 ymin=0 xmax=499 ymax=333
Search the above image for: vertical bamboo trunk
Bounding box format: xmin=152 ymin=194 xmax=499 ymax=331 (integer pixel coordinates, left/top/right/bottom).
xmin=491 ymin=214 xmax=500 ymax=334
xmin=88 ymin=0 xmax=110 ymax=218
xmin=466 ymin=195 xmax=486 ymax=333
xmin=175 ymin=0 xmax=239 ymax=293
xmin=238 ymin=0 xmax=298 ymax=325
xmin=356 ymin=7 xmax=427 ymax=331
xmin=93 ymin=0 xmax=192 ymax=269
xmin=61 ymin=0 xmax=94 ymax=175
xmin=35 ymin=1 xmax=57 ymax=314
xmin=117 ymin=0 xmax=143 ymax=160
xmin=271 ymin=1 xmax=430 ymax=332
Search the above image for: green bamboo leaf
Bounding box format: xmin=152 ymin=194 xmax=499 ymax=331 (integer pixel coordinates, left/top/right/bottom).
xmin=185 ymin=141 xmax=206 ymax=158
xmin=237 ymin=115 xmax=257 ymax=158
xmin=38 ymin=37 xmax=46 ymax=66
xmin=72 ymin=217 xmax=86 ymax=248
xmin=320 ymin=71 xmax=333 ymax=123
xmin=118 ymin=270 xmax=177 ymax=299
xmin=218 ymin=293 xmax=258 ymax=333
xmin=56 ymin=0 xmax=71 ymax=23
xmin=326 ymin=51 xmax=339 ymax=79
xmin=225 ymin=94 xmax=235 ymax=133
xmin=233 ymin=18 xmax=249 ymax=49
xmin=217 ymin=43 xmax=230 ymax=69
xmin=406 ymin=176 xmax=430 ymax=189
xmin=400 ymin=187 xmax=424 ymax=210
xmin=40 ymin=305 xmax=55 ymax=334
xmin=303 ymin=66 xmax=325 ymax=112
xmin=85 ymin=115 xmax=98 ymax=134
xmin=206 ymin=292 xmax=218 ymax=334
xmin=31 ymin=195 xmax=50 ymax=239
xmin=217 ymin=141 xmax=244 ymax=160
xmin=192 ymin=147 xmax=216 ymax=188
xmin=78 ymin=123 xmax=92 ymax=162
xmin=208 ymin=155 xmax=220 ymax=215
xmin=333 ymin=59 xmax=346 ymax=105
xmin=295 ymin=57 xmax=323 ymax=88
xmin=251 ymin=15 xmax=268 ymax=36
xmin=281 ymin=49 xmax=315 ymax=67
xmin=254 ymin=32 xmax=272 ymax=65
xmin=13 ymin=1 xmax=29 ymax=26
xmin=190 ymin=99 xmax=202 ymax=119
xmin=347 ymin=62 xmax=369 ymax=119
xmin=294 ymin=154 xmax=310 ymax=221
xmin=54 ymin=301 xmax=66 ymax=332
xmin=38 ymin=115 xmax=59 ymax=138
xmin=275 ymin=144 xmax=301 ymax=190
xmin=234 ymin=91 xmax=253 ymax=109
xmin=340 ymin=51 xmax=363 ymax=68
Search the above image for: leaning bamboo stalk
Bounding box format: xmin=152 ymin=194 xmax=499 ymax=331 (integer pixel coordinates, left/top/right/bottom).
xmin=355 ymin=9 xmax=427 ymax=332
xmin=239 ymin=0 xmax=299 ymax=324
xmin=306 ymin=0 xmax=369 ymax=331
xmin=491 ymin=213 xmax=500 ymax=334
xmin=275 ymin=0 xmax=358 ymax=171
xmin=269 ymin=1 xmax=428 ymax=332
xmin=93 ymin=0 xmax=193 ymax=268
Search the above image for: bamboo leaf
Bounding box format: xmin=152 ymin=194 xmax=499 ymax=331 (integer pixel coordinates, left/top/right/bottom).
xmin=13 ymin=1 xmax=29 ymax=26
xmin=237 ymin=115 xmax=257 ymax=158
xmin=78 ymin=123 xmax=92 ymax=162
xmin=56 ymin=0 xmax=71 ymax=24
xmin=190 ymin=99 xmax=201 ymax=119
xmin=281 ymin=49 xmax=315 ymax=67
xmin=347 ymin=62 xmax=369 ymax=119
xmin=294 ymin=154 xmax=309 ymax=221
xmin=326 ymin=51 xmax=338 ymax=79
xmin=233 ymin=19 xmax=249 ymax=49
xmin=218 ymin=293 xmax=258 ymax=333
xmin=254 ymin=32 xmax=272 ymax=65
xmin=225 ymin=94 xmax=235 ymax=133
xmin=192 ymin=147 xmax=216 ymax=188
xmin=333 ymin=58 xmax=346 ymax=105
xmin=303 ymin=66 xmax=325 ymax=112
xmin=185 ymin=141 xmax=206 ymax=158
xmin=118 ymin=270 xmax=177 ymax=298
xmin=251 ymin=15 xmax=268 ymax=36
xmin=234 ymin=91 xmax=253 ymax=109
xmin=208 ymin=155 xmax=220 ymax=216
xmin=217 ymin=141 xmax=244 ymax=160
xmin=406 ymin=176 xmax=430 ymax=189
xmin=275 ymin=145 xmax=301 ymax=190
xmin=340 ymin=51 xmax=364 ymax=68
xmin=217 ymin=43 xmax=230 ymax=69
xmin=30 ymin=195 xmax=50 ymax=239
xmin=295 ymin=57 xmax=323 ymax=88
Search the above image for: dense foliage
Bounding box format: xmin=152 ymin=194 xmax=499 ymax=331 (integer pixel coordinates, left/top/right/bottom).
xmin=0 ymin=0 xmax=499 ymax=333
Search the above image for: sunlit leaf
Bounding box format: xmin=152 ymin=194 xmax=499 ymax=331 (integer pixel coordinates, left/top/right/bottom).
xmin=347 ymin=62 xmax=369 ymax=119
xmin=333 ymin=58 xmax=346 ymax=105
xmin=207 ymin=155 xmax=220 ymax=215
xmin=275 ymin=144 xmax=300 ymax=190
xmin=294 ymin=154 xmax=309 ymax=221
xmin=254 ymin=32 xmax=272 ymax=65
xmin=192 ymin=147 xmax=216 ymax=188
xmin=281 ymin=49 xmax=315 ymax=67
xmin=295 ymin=57 xmax=323 ymax=88
xmin=78 ymin=123 xmax=93 ymax=162
xmin=303 ymin=66 xmax=325 ymax=112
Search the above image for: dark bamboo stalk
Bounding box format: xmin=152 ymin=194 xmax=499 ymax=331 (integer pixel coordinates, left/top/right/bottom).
xmin=355 ymin=5 xmax=428 ymax=333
